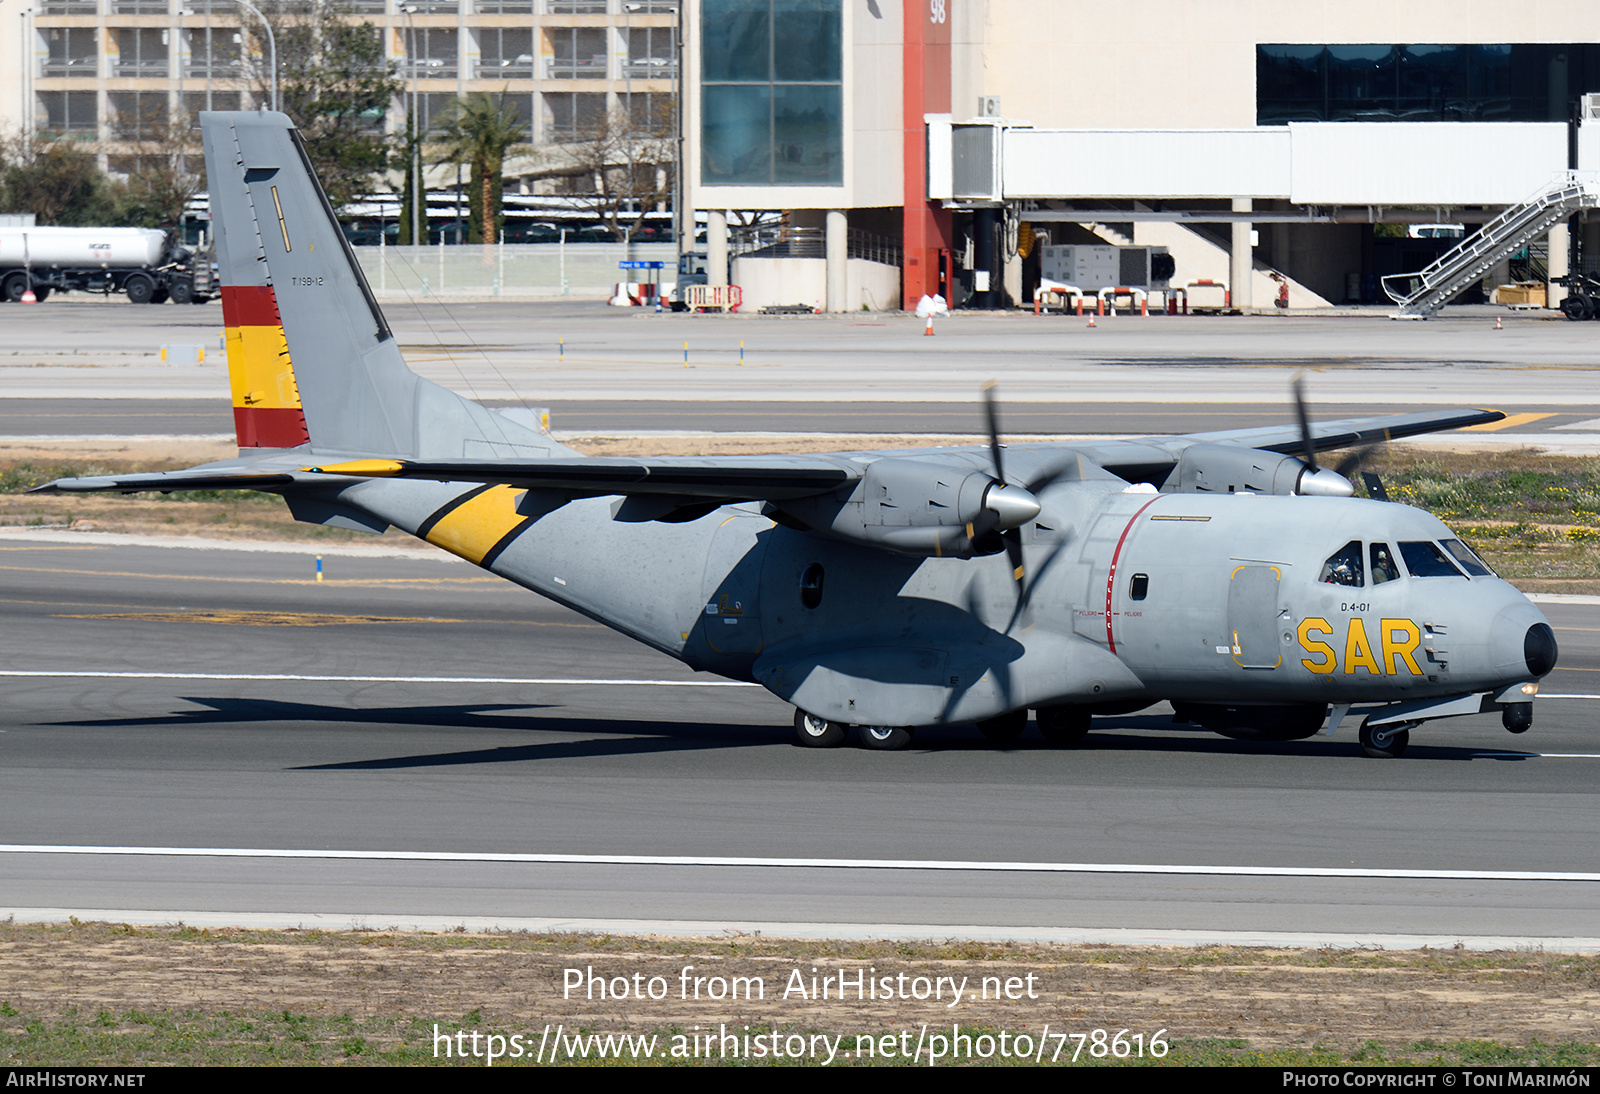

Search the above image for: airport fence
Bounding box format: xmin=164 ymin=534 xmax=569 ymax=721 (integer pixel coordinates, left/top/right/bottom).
xmin=352 ymin=242 xmax=678 ymax=299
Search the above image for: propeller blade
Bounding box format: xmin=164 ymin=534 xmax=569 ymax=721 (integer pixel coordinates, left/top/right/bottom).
xmin=1003 ymin=528 xmax=1027 ymax=601
xmin=1291 ymin=373 xmax=1320 ymax=474
xmin=982 ymin=380 xmax=1006 ymax=484
xmin=1361 ymin=471 xmax=1390 ymax=502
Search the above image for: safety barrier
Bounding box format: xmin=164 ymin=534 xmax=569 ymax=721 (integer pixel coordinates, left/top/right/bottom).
xmin=1033 ymin=278 xmax=1083 ymax=315
xmin=1185 ymin=279 xmax=1230 ymax=312
xmin=686 ymin=284 xmax=743 ymax=313
xmin=1097 ymin=286 xmax=1148 ymax=316
xmin=609 ymin=281 xmax=665 ymax=306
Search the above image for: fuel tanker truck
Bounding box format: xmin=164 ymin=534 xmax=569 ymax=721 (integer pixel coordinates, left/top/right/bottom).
xmin=0 ymin=226 xmax=213 ymax=304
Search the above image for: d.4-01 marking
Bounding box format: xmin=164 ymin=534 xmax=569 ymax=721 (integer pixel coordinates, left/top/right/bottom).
xmin=1296 ymin=616 xmax=1424 ymax=676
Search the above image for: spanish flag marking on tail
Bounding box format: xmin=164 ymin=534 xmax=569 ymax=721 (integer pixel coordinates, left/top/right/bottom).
xmin=221 ymin=284 xmax=310 ymax=448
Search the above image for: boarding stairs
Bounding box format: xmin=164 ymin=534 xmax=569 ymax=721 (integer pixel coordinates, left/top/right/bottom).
xmin=1384 ymin=172 xmax=1600 ymax=319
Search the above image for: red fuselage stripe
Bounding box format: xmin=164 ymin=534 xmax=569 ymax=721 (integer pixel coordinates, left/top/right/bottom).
xmin=1105 ymin=495 xmax=1163 ymax=654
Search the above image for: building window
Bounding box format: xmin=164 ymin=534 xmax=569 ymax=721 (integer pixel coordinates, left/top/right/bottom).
xmin=543 ymin=91 xmax=606 ymax=140
xmin=546 ymin=27 xmax=609 ymax=80
xmin=112 ymin=28 xmax=170 ymax=77
xmin=626 ymin=25 xmax=676 ymax=79
xmin=43 ymin=28 xmax=99 ymax=77
xmin=401 ymin=28 xmax=459 ymax=78
xmin=1258 ymin=43 xmax=1600 ymax=124
xmin=477 ymin=28 xmax=534 ymax=77
xmin=36 ymin=91 xmax=98 ymax=134
xmin=108 ymin=91 xmax=169 ymax=138
xmin=701 ymin=0 xmax=841 ymax=185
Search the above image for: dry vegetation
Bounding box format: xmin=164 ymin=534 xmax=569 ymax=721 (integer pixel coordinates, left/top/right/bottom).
xmin=2 ymin=923 xmax=1598 ymax=1067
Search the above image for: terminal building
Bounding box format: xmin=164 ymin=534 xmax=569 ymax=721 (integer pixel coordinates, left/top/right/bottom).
xmin=678 ymin=0 xmax=1600 ymax=312
xmin=5 ymin=1 xmax=1600 ymax=312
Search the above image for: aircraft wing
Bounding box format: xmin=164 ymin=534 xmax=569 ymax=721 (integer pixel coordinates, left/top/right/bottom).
xmin=31 ymin=407 xmax=1500 ymax=500
xmin=1156 ymin=406 xmax=1504 ymax=456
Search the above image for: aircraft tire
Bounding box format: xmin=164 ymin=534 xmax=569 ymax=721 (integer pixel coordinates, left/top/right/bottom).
xmin=793 ymin=709 xmax=846 ymax=748
xmin=1036 ymin=705 xmax=1091 ymax=745
xmin=1358 ymin=719 xmax=1411 ymax=759
xmin=976 ymin=709 xmax=1028 ymax=742
xmin=858 ymin=725 xmax=912 ymax=751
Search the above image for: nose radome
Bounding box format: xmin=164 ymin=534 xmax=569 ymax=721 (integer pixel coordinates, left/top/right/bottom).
xmin=1525 ymin=622 xmax=1558 ymax=677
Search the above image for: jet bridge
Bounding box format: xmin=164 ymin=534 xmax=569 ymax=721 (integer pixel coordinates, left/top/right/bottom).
xmin=1382 ymin=172 xmax=1600 ymax=319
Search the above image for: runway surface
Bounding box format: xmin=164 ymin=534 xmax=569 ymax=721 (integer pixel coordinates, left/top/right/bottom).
xmin=1 ymin=537 xmax=1597 ymax=944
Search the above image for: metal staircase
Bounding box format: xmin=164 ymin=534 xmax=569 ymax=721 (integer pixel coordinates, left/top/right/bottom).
xmin=1384 ymin=172 xmax=1600 ymax=319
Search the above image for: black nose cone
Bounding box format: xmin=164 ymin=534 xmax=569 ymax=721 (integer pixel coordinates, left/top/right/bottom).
xmin=1525 ymin=623 xmax=1558 ymax=677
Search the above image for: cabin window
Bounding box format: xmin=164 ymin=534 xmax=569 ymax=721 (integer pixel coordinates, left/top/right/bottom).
xmin=1441 ymin=538 xmax=1494 ymax=577
xmin=1399 ymin=541 xmax=1465 ymax=578
xmin=1318 ymin=540 xmax=1364 ymax=587
xmin=1129 ymin=573 xmax=1149 ymax=600
xmin=1369 ymin=542 xmax=1401 ymax=584
xmin=799 ymin=563 xmax=825 ymax=608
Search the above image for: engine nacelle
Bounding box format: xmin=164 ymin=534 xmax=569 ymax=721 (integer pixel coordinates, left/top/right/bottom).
xmin=1161 ymin=443 xmax=1353 ymax=497
xmin=769 ymin=458 xmax=1040 ymax=558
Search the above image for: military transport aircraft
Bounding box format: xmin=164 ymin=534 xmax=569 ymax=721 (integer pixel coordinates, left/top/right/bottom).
xmin=35 ymin=111 xmax=1558 ymax=758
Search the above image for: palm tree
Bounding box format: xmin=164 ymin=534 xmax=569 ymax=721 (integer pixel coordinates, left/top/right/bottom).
xmin=433 ymin=93 xmax=528 ymax=245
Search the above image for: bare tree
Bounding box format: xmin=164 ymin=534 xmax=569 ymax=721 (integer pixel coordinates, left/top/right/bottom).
xmin=109 ymin=108 xmax=205 ymax=230
xmin=551 ymin=99 xmax=675 ymax=242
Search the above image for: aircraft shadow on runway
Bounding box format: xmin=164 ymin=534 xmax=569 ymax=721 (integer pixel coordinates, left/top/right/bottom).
xmin=39 ymin=700 xmax=1535 ymax=765
xmin=44 ymin=695 xmax=789 ymax=767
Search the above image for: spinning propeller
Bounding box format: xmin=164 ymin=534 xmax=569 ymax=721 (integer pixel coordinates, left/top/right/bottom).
xmin=980 ymin=382 xmax=1041 ymax=600
xmin=1292 ymin=374 xmax=1388 ymax=500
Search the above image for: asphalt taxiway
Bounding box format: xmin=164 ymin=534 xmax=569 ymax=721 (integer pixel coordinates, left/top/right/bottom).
xmin=1 ymin=536 xmax=1597 ymax=945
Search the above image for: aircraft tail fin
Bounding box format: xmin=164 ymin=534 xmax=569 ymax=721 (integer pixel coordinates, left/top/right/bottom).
xmin=199 ymin=110 xmax=564 ymax=461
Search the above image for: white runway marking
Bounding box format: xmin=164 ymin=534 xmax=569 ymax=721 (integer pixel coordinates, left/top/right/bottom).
xmin=2 ymin=844 xmax=1597 ymax=883
xmin=0 ymin=670 xmax=757 ymax=686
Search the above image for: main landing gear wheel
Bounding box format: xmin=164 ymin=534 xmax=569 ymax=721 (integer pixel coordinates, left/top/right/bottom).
xmin=858 ymin=725 xmax=913 ymax=751
xmin=976 ymin=709 xmax=1028 ymax=742
xmin=1358 ymin=719 xmax=1412 ymax=759
xmin=793 ymin=709 xmax=845 ymax=748
xmin=1036 ymin=705 xmax=1092 ymax=745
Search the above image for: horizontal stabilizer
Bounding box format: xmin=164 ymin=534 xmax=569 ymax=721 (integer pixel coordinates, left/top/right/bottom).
xmin=32 ymin=467 xmax=302 ymax=494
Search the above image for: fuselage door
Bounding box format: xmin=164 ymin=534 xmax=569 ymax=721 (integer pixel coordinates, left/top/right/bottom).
xmin=1228 ymin=564 xmax=1282 ymax=669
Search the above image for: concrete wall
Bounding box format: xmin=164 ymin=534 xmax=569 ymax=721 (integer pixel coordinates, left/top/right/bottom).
xmin=0 ymin=9 xmax=25 ymax=141
xmin=732 ymin=255 xmax=901 ymax=312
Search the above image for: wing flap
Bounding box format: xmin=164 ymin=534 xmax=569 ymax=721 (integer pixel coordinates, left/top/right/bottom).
xmin=304 ymin=457 xmax=858 ymax=500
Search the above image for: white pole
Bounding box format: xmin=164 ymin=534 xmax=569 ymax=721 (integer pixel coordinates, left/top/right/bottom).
xmin=379 ymin=214 xmax=386 ymax=291
xmin=560 ymin=227 xmax=567 ymax=295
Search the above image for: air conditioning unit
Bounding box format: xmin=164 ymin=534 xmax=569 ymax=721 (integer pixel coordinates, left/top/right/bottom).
xmin=1041 ymin=245 xmax=1173 ymax=290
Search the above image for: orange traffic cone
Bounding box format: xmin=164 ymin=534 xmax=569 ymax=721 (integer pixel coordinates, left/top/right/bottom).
xmin=1087 ymin=315 xmax=1096 ymax=328
xmin=1495 ymin=315 xmax=1503 ymax=329
xmin=924 ymin=315 xmax=934 ymax=336
xmin=20 ymin=289 xmax=36 ymax=304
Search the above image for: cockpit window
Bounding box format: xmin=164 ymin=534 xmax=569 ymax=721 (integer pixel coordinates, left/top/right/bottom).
xmin=1369 ymin=542 xmax=1401 ymax=585
xmin=1441 ymin=539 xmax=1494 ymax=577
xmin=1319 ymin=540 xmax=1364 ymax=587
xmin=1399 ymin=540 xmax=1465 ymax=578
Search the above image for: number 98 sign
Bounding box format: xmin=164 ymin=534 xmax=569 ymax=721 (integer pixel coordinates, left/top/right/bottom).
xmin=929 ymin=0 xmax=945 ymax=23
